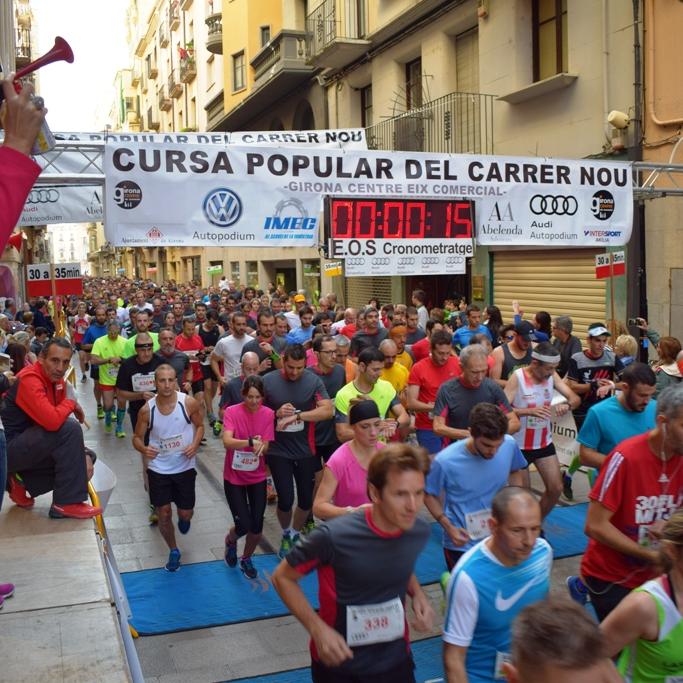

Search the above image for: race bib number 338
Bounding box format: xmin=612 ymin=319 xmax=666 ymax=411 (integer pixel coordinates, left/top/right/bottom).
xmin=345 ymin=597 xmax=405 ymax=646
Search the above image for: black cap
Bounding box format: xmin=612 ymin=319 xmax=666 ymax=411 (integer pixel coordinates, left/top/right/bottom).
xmin=514 ymin=320 xmax=537 ymax=341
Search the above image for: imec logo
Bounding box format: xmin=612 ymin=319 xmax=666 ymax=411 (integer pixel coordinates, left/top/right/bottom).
xmin=147 ymin=227 xmax=163 ymax=239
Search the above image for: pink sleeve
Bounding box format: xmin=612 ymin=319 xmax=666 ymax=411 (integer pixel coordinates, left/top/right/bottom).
xmin=0 ymin=146 xmax=41 ymax=246
xmin=223 ymin=405 xmax=236 ymax=431
xmin=325 ymin=444 xmax=347 ymax=482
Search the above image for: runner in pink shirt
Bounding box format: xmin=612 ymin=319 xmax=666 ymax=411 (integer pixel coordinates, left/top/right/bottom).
xmin=313 ymin=400 xmax=384 ymax=518
xmin=222 ymin=375 xmax=275 ymax=579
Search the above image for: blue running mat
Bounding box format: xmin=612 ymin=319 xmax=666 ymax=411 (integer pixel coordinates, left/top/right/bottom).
xmin=227 ymin=636 xmax=443 ymax=683
xmin=122 ymin=503 xmax=587 ymax=635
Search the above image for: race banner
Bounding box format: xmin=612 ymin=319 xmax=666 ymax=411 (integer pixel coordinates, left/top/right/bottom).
xmin=20 ymin=185 xmax=103 ymax=225
xmin=476 ymin=157 xmax=632 ymax=246
xmin=15 ymin=128 xmax=366 ymax=227
xmin=104 ymin=143 xmax=633 ymax=248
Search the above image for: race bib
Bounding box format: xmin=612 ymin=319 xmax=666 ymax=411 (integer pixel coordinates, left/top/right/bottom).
xmin=465 ymin=508 xmax=492 ymax=540
xmin=158 ymin=434 xmax=184 ymax=454
xmin=185 ymin=350 xmax=199 ymax=359
xmin=132 ymin=373 xmax=156 ymax=392
xmin=77 ymin=325 xmax=87 ymax=334
xmin=346 ymin=597 xmax=405 ymax=647
xmin=526 ymin=415 xmax=549 ymax=429
xmin=494 ymin=651 xmax=512 ymax=679
xmin=107 ymin=365 xmax=119 ymax=378
xmin=277 ymin=417 xmax=304 ymax=432
xmin=232 ymin=450 xmax=259 ymax=472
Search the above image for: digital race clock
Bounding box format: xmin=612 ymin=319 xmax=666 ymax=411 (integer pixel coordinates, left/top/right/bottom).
xmin=327 ymin=197 xmax=474 ymax=240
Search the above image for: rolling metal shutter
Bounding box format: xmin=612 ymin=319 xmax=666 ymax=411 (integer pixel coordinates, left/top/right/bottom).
xmin=344 ymin=277 xmax=393 ymax=309
xmin=493 ymin=249 xmax=606 ymax=340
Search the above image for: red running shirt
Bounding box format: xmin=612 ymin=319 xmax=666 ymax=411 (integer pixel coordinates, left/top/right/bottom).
xmin=581 ymin=432 xmax=683 ymax=588
xmin=408 ymin=356 xmax=461 ymax=430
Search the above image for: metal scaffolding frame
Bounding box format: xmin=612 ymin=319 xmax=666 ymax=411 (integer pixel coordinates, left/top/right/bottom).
xmin=26 ymin=140 xmax=683 ymax=200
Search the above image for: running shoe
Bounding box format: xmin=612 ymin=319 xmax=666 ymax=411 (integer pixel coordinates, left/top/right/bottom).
xmin=440 ymin=571 xmax=450 ymax=598
xmin=302 ymin=519 xmax=316 ymax=535
xmin=278 ymin=533 xmax=294 ymax=559
xmin=0 ymin=583 xmax=15 ymax=598
xmin=240 ymin=557 xmax=258 ymax=579
xmin=7 ymin=474 xmax=34 ymax=508
xmin=224 ymin=539 xmax=238 ymax=568
xmin=200 ymin=437 xmax=207 ymax=445
xmin=104 ymin=412 xmax=113 ymax=433
xmin=49 ymin=502 xmax=103 ymax=519
xmin=562 ymin=473 xmax=574 ymax=501
xmin=148 ymin=504 xmax=158 ymax=526
xmin=165 ymin=548 xmax=181 ymax=572
xmin=566 ymin=576 xmax=589 ymax=605
xmin=207 ymin=413 xmax=217 ymax=426
xmin=212 ymin=420 xmax=222 ymax=437
xmin=115 ymin=426 xmax=126 ymax=438
xmin=96 ymin=405 xmax=105 ymax=419
xmin=178 ymin=518 xmax=191 ymax=534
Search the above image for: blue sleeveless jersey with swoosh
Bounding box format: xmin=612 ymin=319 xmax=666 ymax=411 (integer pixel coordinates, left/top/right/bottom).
xmin=444 ymin=538 xmax=552 ymax=682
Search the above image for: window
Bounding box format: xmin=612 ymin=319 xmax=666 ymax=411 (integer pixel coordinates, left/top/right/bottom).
xmin=232 ymin=51 xmax=246 ymax=91
xmin=405 ymin=58 xmax=422 ymax=110
xmin=230 ymin=261 xmax=240 ymax=285
xmin=246 ymin=261 xmax=258 ymax=287
xmin=360 ymin=84 xmax=372 ymax=127
xmin=260 ymin=26 xmax=271 ymax=47
xmin=532 ymin=0 xmax=568 ymax=82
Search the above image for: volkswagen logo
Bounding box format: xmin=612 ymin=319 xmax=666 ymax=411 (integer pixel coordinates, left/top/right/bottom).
xmin=397 ymin=257 xmax=415 ymax=266
xmin=421 ymin=257 xmax=440 ymax=265
xmin=529 ymin=195 xmax=578 ymax=216
xmin=346 ymin=258 xmax=366 ymax=266
xmin=446 ymin=256 xmax=465 ymax=265
xmin=203 ymin=188 xmax=242 ymax=227
xmin=27 ymin=189 xmax=59 ymax=204
xmin=371 ymin=257 xmax=391 ymax=266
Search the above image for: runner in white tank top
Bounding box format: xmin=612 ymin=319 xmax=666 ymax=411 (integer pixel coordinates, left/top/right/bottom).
xmin=504 ymin=343 xmax=580 ymax=520
xmin=133 ymin=364 xmax=204 ymax=572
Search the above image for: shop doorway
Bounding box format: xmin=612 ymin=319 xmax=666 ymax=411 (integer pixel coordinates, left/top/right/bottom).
xmin=406 ymin=272 xmax=469 ymax=310
xmin=276 ymin=268 xmax=297 ymax=294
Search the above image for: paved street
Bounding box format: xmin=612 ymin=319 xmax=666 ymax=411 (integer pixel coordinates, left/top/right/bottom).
xmin=78 ymin=377 xmax=589 ymax=683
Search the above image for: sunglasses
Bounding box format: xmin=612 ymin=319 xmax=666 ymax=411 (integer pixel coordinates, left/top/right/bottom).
xmin=135 ymin=343 xmax=154 ymax=349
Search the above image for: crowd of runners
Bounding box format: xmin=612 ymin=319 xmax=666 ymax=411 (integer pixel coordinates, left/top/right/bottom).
xmin=1 ymin=273 xmax=682 ymax=683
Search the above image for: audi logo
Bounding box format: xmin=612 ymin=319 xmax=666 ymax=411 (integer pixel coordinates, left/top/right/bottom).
xmin=397 ymin=257 xmax=415 ymax=266
xmin=446 ymin=256 xmax=465 ymax=265
xmin=371 ymin=258 xmax=391 ymax=266
xmin=529 ymin=195 xmax=578 ymax=216
xmin=203 ymin=188 xmax=242 ymax=227
xmin=346 ymin=258 xmax=366 ymax=266
xmin=421 ymin=257 xmax=440 ymax=265
xmin=27 ymin=189 xmax=59 ymax=204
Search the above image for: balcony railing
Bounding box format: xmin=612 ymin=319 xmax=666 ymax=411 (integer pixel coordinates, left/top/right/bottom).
xmin=168 ymin=70 xmax=183 ymax=97
xmin=16 ymin=27 xmax=31 ymax=66
xmin=306 ymin=0 xmax=369 ymax=66
xmin=147 ymin=107 xmax=160 ymax=130
xmin=366 ymin=91 xmax=494 ymax=155
xmin=251 ymin=30 xmax=309 ymax=83
xmin=180 ymin=57 xmax=197 ymax=83
xmin=159 ymin=86 xmax=172 ymax=111
xmin=169 ymin=0 xmax=180 ymax=31
xmin=205 ymin=13 xmax=223 ymax=55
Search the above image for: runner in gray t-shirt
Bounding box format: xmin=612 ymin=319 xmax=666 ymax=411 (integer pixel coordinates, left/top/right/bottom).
xmin=263 ymin=344 xmax=333 ymax=558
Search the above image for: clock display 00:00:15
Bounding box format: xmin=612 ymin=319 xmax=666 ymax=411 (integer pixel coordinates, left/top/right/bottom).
xmin=328 ymin=197 xmax=474 ymax=240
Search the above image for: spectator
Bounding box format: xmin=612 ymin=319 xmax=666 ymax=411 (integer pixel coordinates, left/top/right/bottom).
xmin=654 ymin=335 xmax=682 ymax=397
xmin=412 ymin=289 xmax=429 ymax=330
xmin=0 ymin=338 xmax=102 ymax=519
xmin=614 ymin=334 xmax=638 ymax=372
xmin=551 ymin=315 xmax=582 ymax=377
xmin=483 ymin=305 xmax=504 ymax=348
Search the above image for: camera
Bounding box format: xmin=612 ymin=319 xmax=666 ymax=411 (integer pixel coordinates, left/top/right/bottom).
xmin=628 ymin=317 xmax=643 ymax=326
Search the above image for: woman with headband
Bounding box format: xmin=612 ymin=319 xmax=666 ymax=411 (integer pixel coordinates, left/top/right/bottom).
xmin=313 ymin=399 xmax=383 ymax=520
xmin=601 ymin=509 xmax=683 ymax=682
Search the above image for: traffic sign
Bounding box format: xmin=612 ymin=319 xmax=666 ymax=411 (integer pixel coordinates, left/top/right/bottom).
xmin=612 ymin=250 xmax=625 ymax=276
xmin=595 ymin=254 xmax=611 ymax=279
xmin=53 ymin=262 xmax=83 ymax=295
xmin=324 ymin=260 xmax=343 ymax=277
xmin=26 ymin=263 xmax=52 ymax=297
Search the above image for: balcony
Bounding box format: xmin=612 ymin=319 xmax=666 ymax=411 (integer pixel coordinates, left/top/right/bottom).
xmin=147 ymin=107 xmax=160 ymax=130
xmin=16 ymin=28 xmax=31 ymax=67
xmin=147 ymin=61 xmax=158 ymax=79
xmin=159 ymin=21 xmax=169 ymax=47
xmin=366 ymin=91 xmax=494 ymax=155
xmin=169 ymin=0 xmax=180 ymax=31
xmin=180 ymin=56 xmax=197 ymax=83
xmin=159 ymin=86 xmax=172 ymax=111
xmin=306 ymin=0 xmax=370 ymax=70
xmin=205 ymin=13 xmax=223 ymax=55
xmin=168 ymin=70 xmax=183 ymax=98
xmin=211 ymin=30 xmax=316 ymax=130
xmin=131 ymin=68 xmax=141 ymax=86
xmin=141 ymin=72 xmax=148 ymax=93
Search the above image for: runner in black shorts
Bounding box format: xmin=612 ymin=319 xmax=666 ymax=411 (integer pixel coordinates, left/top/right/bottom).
xmin=263 ymin=343 xmax=333 ymax=558
xmin=272 ymin=444 xmax=435 ymax=683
